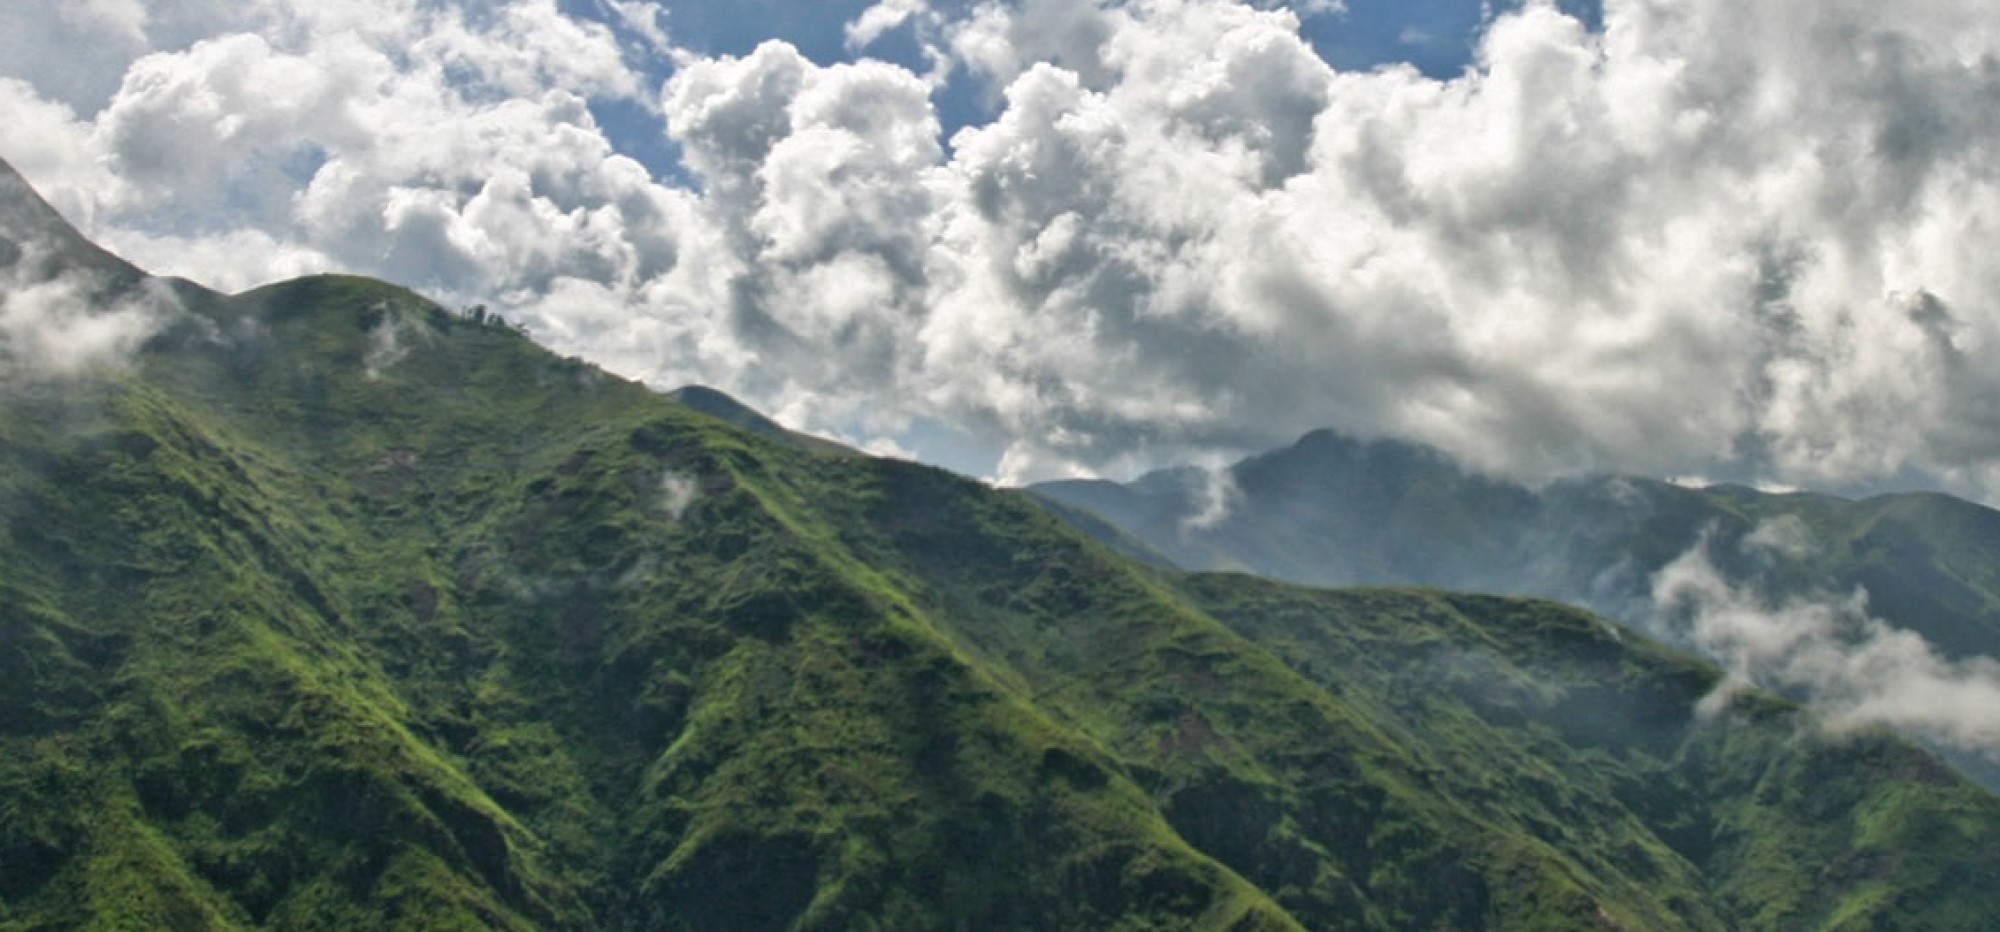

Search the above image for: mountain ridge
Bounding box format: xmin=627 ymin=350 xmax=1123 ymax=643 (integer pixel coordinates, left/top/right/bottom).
xmin=4 ymin=155 xmax=2000 ymax=929
xmin=1032 ymin=425 xmax=2000 ymax=661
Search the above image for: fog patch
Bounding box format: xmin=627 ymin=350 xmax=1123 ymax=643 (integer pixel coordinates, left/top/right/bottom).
xmin=0 ymin=242 xmax=174 ymax=380
xmin=659 ymin=468 xmax=699 ymax=522
xmin=1692 ymin=675 xmax=1751 ymax=721
xmin=1652 ymin=532 xmax=2000 ymax=762
xmin=1741 ymin=515 xmax=1815 ymax=560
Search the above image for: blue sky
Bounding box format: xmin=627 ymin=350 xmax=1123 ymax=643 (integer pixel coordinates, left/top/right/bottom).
xmin=583 ymin=0 xmax=1602 ymax=76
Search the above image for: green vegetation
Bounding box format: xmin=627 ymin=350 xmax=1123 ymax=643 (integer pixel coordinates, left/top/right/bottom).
xmin=4 ymin=160 xmax=2000 ymax=928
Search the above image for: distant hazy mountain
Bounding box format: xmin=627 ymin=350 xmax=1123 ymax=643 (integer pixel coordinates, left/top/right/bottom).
xmin=7 ymin=155 xmax=2000 ymax=929
xmin=1034 ymin=429 xmax=2000 ymax=661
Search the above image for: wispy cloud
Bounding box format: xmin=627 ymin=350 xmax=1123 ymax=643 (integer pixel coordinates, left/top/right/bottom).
xmin=362 ymin=300 xmax=426 ymax=381
xmin=1180 ymin=464 xmax=1242 ymax=534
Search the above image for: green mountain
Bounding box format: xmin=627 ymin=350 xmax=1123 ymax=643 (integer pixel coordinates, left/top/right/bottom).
xmin=6 ymin=156 xmax=2000 ymax=930
xmin=1032 ymin=429 xmax=2000 ymax=664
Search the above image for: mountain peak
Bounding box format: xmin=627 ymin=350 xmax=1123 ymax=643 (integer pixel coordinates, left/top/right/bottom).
xmin=0 ymin=156 xmax=141 ymax=286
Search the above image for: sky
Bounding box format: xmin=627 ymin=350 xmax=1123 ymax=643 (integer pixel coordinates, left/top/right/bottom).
xmin=5 ymin=0 xmax=2000 ymax=499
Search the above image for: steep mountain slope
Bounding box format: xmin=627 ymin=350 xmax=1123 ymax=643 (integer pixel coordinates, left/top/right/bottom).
xmin=5 ymin=157 xmax=2000 ymax=929
xmin=4 ymin=273 xmax=1295 ymax=931
xmin=1032 ymin=428 xmax=2000 ymax=664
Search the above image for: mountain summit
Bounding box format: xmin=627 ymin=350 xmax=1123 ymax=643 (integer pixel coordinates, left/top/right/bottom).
xmin=3 ymin=163 xmax=1999 ymax=929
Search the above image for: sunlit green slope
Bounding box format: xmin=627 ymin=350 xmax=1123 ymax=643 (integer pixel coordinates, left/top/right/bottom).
xmin=3 ymin=157 xmax=1998 ymax=930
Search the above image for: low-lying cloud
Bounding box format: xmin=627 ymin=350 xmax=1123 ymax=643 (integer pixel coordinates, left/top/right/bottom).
xmin=1652 ymin=526 xmax=2000 ymax=763
xmin=1181 ymin=464 xmax=1242 ymax=534
xmin=0 ymin=240 xmax=174 ymax=381
xmin=7 ymin=0 xmax=2000 ymax=494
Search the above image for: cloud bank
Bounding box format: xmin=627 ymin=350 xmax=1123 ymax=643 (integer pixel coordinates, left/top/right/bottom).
xmin=6 ymin=0 xmax=2000 ymax=492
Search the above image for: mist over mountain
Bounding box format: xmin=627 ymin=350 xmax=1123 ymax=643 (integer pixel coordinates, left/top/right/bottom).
xmin=6 ymin=155 xmax=2000 ymax=929
xmin=1032 ymin=428 xmax=2000 ymax=787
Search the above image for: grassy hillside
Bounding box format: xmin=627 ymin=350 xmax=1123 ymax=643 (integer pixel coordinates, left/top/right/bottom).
xmin=4 ymin=156 xmax=1999 ymax=928
xmin=2 ymin=276 xmax=1293 ymax=930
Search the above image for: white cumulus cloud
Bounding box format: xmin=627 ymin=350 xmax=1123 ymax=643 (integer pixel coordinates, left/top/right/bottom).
xmin=6 ymin=0 xmax=2000 ymax=495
